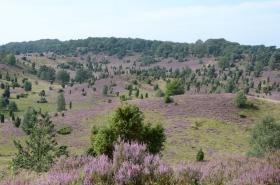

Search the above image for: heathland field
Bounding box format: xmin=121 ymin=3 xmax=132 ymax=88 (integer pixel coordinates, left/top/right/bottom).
xmin=0 ymin=38 xmax=280 ymax=184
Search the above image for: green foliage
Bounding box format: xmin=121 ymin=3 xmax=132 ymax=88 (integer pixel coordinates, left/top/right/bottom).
xmin=3 ymin=38 xmax=273 ymax=63
xmin=12 ymin=113 xmax=68 ymax=172
xmin=225 ymin=79 xmax=236 ymax=93
xmin=13 ymin=117 xmax=21 ymax=127
xmin=141 ymin=123 xmax=165 ymax=154
xmin=139 ymin=56 xmax=157 ymax=65
xmin=234 ymin=90 xmax=247 ymax=108
xmin=37 ymin=65 xmax=56 ymax=81
xmin=75 ymin=69 xmax=91 ymax=83
xmin=56 ymin=70 xmax=70 ymax=86
xmin=111 ymin=105 xmax=144 ymax=141
xmin=0 ymin=114 xmax=4 ymax=123
xmin=57 ymin=93 xmax=66 ymax=112
xmin=249 ymin=116 xmax=280 ymax=156
xmin=218 ymin=55 xmax=230 ymax=70
xmin=8 ymin=101 xmax=18 ymax=112
xmin=24 ymin=81 xmax=32 ymax=91
xmin=102 ymin=85 xmax=108 ymax=96
xmin=21 ymin=107 xmax=36 ymax=134
xmin=0 ymin=97 xmax=8 ymax=110
xmin=2 ymin=85 xmax=10 ymax=98
xmin=88 ymin=105 xmax=166 ymax=157
xmin=4 ymin=54 xmax=16 ymax=65
xmin=57 ymin=126 xmax=72 ymax=135
xmin=166 ymin=79 xmax=185 ymax=96
xmin=254 ymin=61 xmax=264 ymax=77
xmin=269 ymin=51 xmax=280 ymax=70
xmin=92 ymin=127 xmax=116 ymax=158
xmin=196 ymin=148 xmax=204 ymax=161
xmin=164 ymin=95 xmax=173 ymax=103
xmin=155 ymin=89 xmax=165 ymax=97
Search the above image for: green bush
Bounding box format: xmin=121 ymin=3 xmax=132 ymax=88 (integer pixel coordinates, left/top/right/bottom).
xmin=57 ymin=93 xmax=66 ymax=112
xmin=234 ymin=90 xmax=247 ymax=108
xmin=164 ymin=95 xmax=173 ymax=103
xmin=13 ymin=113 xmax=68 ymax=172
xmin=57 ymin=126 xmax=72 ymax=135
xmin=88 ymin=105 xmax=166 ymax=157
xmin=196 ymin=148 xmax=204 ymax=161
xmin=155 ymin=89 xmax=165 ymax=97
xmin=249 ymin=116 xmax=280 ymax=156
xmin=166 ymin=79 xmax=185 ymax=96
xmin=23 ymin=81 xmax=32 ymax=91
xmin=8 ymin=101 xmax=18 ymax=112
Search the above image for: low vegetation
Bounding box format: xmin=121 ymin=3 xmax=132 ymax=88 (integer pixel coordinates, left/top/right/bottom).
xmin=0 ymin=37 xmax=280 ymax=184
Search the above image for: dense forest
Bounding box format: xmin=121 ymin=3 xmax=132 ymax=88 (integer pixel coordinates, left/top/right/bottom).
xmin=0 ymin=37 xmax=279 ymax=67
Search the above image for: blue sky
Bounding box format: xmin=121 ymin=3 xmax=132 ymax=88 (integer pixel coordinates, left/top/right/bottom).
xmin=0 ymin=0 xmax=279 ymax=46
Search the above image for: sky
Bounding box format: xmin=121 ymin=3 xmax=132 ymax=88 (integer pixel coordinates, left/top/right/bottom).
xmin=0 ymin=0 xmax=279 ymax=47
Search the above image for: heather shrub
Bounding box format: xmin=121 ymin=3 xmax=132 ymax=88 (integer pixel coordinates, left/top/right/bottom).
xmin=176 ymin=162 xmax=201 ymax=185
xmin=3 ymin=143 xmax=280 ymax=185
xmin=83 ymin=155 xmax=113 ymax=185
xmin=113 ymin=141 xmax=173 ymax=185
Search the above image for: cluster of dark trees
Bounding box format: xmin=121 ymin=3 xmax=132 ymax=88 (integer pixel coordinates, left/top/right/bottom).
xmin=1 ymin=38 xmax=279 ymax=69
xmin=0 ymin=52 xmax=16 ymax=65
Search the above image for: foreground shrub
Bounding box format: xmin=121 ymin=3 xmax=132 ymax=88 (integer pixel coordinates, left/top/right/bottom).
xmin=88 ymin=105 xmax=166 ymax=157
xmin=12 ymin=113 xmax=68 ymax=173
xmin=3 ymin=143 xmax=280 ymax=185
xmin=249 ymin=115 xmax=280 ymax=156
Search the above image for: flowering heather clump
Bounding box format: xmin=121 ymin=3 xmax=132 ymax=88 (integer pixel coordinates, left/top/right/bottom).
xmin=113 ymin=141 xmax=147 ymax=168
xmin=83 ymin=155 xmax=113 ymax=185
xmin=113 ymin=141 xmax=173 ymax=185
xmin=115 ymin=161 xmax=142 ymax=184
xmin=176 ymin=162 xmax=202 ymax=185
xmin=35 ymin=169 xmax=81 ymax=185
xmin=1 ymin=143 xmax=280 ymax=185
xmin=52 ymin=156 xmax=95 ymax=171
xmin=229 ymin=164 xmax=280 ymax=185
xmin=184 ymin=154 xmax=280 ymax=185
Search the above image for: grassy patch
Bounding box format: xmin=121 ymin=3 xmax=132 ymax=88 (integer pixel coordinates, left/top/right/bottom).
xmin=162 ymin=117 xmax=251 ymax=163
xmin=238 ymin=99 xmax=280 ymax=121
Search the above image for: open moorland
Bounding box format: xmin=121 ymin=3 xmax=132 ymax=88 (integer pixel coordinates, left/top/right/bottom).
xmin=0 ymin=38 xmax=279 ymax=184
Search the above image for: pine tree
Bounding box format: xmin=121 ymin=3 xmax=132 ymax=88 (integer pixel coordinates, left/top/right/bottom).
xmin=0 ymin=114 xmax=4 ymax=123
xmin=135 ymin=89 xmax=139 ymax=98
xmin=196 ymin=148 xmax=204 ymax=161
xmin=69 ymin=101 xmax=72 ymax=109
xmin=12 ymin=113 xmax=68 ymax=172
xmin=21 ymin=107 xmax=36 ymax=134
xmin=57 ymin=93 xmax=66 ymax=112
